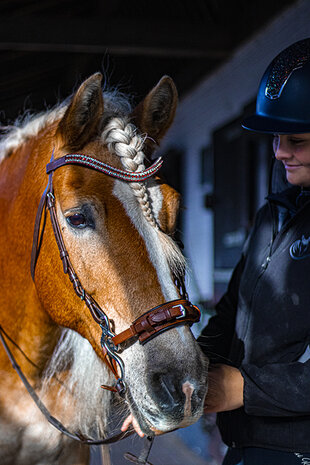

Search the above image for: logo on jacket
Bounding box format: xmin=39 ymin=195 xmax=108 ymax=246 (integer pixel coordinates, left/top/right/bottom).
xmin=290 ymin=235 xmax=310 ymax=260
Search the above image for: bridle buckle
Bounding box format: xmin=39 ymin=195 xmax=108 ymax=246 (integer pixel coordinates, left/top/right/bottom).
xmin=173 ymin=304 xmax=186 ymax=319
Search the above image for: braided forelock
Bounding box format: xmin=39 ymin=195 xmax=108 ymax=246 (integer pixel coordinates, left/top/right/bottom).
xmin=102 ymin=117 xmax=158 ymax=228
xmin=101 ymin=117 xmax=187 ymax=280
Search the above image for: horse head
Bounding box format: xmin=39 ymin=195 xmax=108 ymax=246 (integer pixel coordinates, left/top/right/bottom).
xmin=0 ymin=73 xmax=208 ymax=444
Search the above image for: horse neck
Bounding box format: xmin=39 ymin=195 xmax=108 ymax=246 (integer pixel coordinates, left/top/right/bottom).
xmin=0 ymin=127 xmax=60 ymax=377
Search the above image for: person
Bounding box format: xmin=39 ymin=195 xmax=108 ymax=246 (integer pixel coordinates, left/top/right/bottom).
xmin=198 ymin=38 xmax=310 ymax=465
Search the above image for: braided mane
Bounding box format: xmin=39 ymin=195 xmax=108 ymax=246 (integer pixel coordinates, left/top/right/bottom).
xmin=102 ymin=117 xmax=158 ymax=229
xmin=102 ymin=116 xmax=186 ymax=279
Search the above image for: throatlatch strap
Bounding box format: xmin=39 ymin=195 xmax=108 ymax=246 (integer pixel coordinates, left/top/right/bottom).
xmin=30 ymin=185 xmax=48 ymax=280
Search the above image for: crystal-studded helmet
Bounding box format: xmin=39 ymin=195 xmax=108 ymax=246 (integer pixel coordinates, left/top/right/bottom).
xmin=242 ymin=38 xmax=310 ymax=134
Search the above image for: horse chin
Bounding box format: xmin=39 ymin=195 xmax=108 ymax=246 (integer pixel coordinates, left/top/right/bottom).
xmin=136 ymin=410 xmax=203 ymax=436
xmin=154 ymin=409 xmax=203 ymax=434
xmin=127 ymin=391 xmax=203 ymax=436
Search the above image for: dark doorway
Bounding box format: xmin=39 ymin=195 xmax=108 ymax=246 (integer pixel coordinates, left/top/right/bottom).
xmin=212 ymin=115 xmax=272 ymax=300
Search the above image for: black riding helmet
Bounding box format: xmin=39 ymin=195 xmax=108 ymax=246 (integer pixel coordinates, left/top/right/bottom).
xmin=242 ymin=38 xmax=310 ymax=134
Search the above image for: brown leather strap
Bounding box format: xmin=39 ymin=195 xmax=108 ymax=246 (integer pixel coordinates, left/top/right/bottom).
xmin=30 ymin=185 xmax=48 ymax=280
xmin=112 ymin=300 xmax=200 ymax=346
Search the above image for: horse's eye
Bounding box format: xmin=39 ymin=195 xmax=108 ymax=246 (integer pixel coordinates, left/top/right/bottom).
xmin=66 ymin=213 xmax=87 ymax=228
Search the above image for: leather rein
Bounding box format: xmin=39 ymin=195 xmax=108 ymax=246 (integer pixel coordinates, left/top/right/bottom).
xmin=1 ymin=150 xmax=201 ymax=448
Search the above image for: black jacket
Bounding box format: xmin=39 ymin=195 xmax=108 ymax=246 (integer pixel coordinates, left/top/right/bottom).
xmin=199 ymin=165 xmax=310 ymax=452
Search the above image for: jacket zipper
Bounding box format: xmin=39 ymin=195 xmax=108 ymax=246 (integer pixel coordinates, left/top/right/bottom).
xmin=261 ymin=202 xmax=277 ymax=270
xmin=237 ymin=202 xmax=282 ymax=356
xmin=261 ymin=200 xmax=310 ymax=270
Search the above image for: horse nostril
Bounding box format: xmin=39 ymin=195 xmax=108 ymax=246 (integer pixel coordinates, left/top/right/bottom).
xmin=150 ymin=372 xmax=181 ymax=409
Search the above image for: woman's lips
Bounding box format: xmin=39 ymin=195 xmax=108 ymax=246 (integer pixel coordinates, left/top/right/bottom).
xmin=284 ymin=164 xmax=302 ymax=170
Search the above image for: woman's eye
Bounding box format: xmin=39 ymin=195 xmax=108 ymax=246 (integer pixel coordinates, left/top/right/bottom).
xmin=272 ymin=135 xmax=279 ymax=152
xmin=66 ymin=213 xmax=87 ymax=228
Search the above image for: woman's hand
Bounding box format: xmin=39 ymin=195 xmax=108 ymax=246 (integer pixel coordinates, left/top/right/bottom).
xmin=121 ymin=413 xmax=145 ymax=438
xmin=204 ymin=364 xmax=244 ymax=413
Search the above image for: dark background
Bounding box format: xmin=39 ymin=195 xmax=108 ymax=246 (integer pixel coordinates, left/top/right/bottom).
xmin=0 ymin=0 xmax=296 ymax=122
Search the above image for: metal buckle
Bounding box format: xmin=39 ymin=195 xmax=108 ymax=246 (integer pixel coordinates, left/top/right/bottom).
xmin=46 ymin=191 xmax=55 ymax=208
xmin=173 ymin=304 xmax=186 ymax=319
xmin=100 ymin=324 xmax=119 ymax=353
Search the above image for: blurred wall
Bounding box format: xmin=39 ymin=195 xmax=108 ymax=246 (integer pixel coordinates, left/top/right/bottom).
xmin=161 ymin=0 xmax=310 ymax=305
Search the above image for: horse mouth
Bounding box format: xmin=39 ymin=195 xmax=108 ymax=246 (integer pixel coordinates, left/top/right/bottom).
xmin=126 ymin=382 xmax=205 ymax=436
xmin=132 ymin=405 xmax=203 ymax=436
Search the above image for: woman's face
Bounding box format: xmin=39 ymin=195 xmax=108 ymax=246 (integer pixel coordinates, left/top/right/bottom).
xmin=273 ymin=133 xmax=310 ymax=187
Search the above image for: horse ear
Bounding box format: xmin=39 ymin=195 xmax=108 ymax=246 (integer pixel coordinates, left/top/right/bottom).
xmin=132 ymin=76 xmax=178 ymax=153
xmin=57 ymin=73 xmax=104 ymax=149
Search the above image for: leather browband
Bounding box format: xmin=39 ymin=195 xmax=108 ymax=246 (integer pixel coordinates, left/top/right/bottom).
xmin=46 ymin=153 xmax=163 ymax=182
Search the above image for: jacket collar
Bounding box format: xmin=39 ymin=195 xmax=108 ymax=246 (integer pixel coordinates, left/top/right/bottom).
xmin=267 ymin=185 xmax=310 ymax=214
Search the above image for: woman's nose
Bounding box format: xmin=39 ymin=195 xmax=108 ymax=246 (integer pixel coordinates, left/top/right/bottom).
xmin=273 ymin=136 xmax=291 ymax=160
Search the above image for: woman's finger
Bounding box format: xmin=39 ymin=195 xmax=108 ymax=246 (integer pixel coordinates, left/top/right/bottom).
xmin=121 ymin=414 xmax=145 ymax=437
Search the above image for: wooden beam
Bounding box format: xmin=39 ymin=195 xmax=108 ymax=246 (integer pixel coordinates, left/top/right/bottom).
xmin=0 ymin=16 xmax=230 ymax=59
xmin=0 ymin=42 xmax=228 ymax=58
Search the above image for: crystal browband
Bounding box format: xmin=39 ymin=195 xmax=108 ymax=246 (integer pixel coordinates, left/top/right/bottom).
xmin=46 ymin=154 xmax=163 ymax=182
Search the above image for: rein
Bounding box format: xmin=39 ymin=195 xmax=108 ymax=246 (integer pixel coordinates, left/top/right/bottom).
xmin=0 ymin=324 xmax=133 ymax=445
xmin=1 ymin=150 xmax=201 ymax=456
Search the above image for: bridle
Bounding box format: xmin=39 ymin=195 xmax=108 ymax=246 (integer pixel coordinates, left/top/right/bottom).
xmin=1 ymin=149 xmax=201 ymax=454
xmin=31 ymin=150 xmax=200 ymax=393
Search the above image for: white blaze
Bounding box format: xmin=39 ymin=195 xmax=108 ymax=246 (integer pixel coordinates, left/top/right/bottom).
xmin=113 ymin=180 xmax=179 ymax=301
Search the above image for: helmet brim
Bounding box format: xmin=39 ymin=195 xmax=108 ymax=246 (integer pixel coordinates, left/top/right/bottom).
xmin=242 ymin=114 xmax=310 ymax=134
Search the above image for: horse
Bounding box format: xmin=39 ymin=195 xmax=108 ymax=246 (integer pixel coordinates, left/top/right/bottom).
xmin=0 ymin=72 xmax=208 ymax=465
